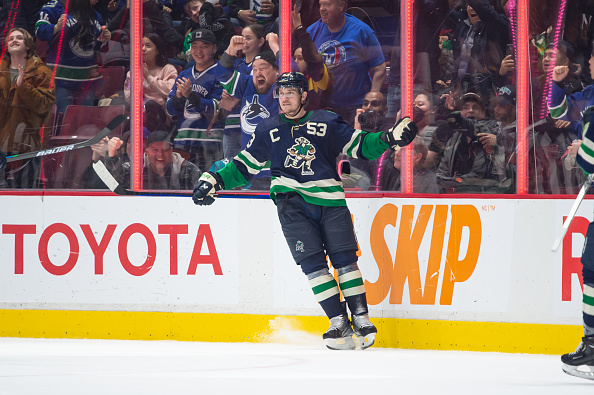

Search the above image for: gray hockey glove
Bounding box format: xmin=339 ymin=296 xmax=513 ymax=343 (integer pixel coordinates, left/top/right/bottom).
xmin=381 ymin=117 xmax=418 ymax=150
xmin=192 ymin=171 xmax=224 ymax=206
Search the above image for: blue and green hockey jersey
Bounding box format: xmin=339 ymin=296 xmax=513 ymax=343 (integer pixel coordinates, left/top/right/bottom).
xmin=217 ymin=110 xmax=389 ymax=207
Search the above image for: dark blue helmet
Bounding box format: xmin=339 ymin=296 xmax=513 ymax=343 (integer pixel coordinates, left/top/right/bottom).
xmin=275 ymin=72 xmax=308 ymax=97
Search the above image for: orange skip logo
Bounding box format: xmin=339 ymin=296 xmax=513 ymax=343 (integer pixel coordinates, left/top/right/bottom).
xmin=365 ymin=205 xmax=482 ymax=306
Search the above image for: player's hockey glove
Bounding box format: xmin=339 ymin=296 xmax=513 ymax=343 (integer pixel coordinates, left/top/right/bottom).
xmin=192 ymin=171 xmax=224 ymax=206
xmin=380 ymin=117 xmax=418 ymax=150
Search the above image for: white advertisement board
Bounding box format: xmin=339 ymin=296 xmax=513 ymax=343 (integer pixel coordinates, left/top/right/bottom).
xmin=0 ymin=194 xmax=590 ymax=325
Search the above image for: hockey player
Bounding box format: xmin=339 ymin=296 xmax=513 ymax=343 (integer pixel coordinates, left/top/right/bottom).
xmin=191 ymin=72 xmax=417 ymax=350
xmin=549 ymin=57 xmax=594 ymax=379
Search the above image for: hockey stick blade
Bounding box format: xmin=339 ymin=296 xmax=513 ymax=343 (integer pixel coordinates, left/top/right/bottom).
xmin=552 ymin=173 xmax=594 ymax=252
xmin=6 ymin=114 xmax=128 ymax=162
xmin=93 ymin=160 xmax=195 ymax=197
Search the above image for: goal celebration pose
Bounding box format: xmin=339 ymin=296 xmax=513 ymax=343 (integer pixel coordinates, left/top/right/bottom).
xmin=192 ymin=72 xmax=417 ymax=350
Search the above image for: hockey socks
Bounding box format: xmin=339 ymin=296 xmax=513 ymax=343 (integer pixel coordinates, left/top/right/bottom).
xmin=307 ymin=268 xmax=355 ymax=350
xmin=307 ymin=268 xmax=344 ymax=319
xmin=337 ymin=263 xmax=377 ymax=349
xmin=583 ymin=283 xmax=594 ymax=337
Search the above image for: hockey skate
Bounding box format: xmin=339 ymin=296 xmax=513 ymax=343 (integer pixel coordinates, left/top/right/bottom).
xmin=323 ymin=313 xmax=355 ymax=350
xmin=351 ymin=313 xmax=377 ymax=350
xmin=561 ymin=337 xmax=594 ymax=380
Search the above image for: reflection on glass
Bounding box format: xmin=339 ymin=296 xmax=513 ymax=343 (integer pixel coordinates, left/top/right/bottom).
xmin=529 ymin=0 xmax=589 ymax=194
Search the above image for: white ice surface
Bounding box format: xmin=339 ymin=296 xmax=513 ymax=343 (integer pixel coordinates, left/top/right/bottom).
xmin=1 ymin=334 xmax=593 ymax=395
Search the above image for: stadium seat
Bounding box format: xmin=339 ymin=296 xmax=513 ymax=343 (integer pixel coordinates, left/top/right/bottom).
xmin=43 ymin=105 xmax=126 ymax=189
xmin=95 ymin=66 xmax=126 ymax=100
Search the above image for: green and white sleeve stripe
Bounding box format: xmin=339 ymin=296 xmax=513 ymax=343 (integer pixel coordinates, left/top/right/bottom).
xmin=549 ymin=97 xmax=568 ymax=119
xmin=577 ymin=115 xmax=594 ymax=173
xmin=342 ymin=129 xmax=365 ymax=159
xmin=235 ymin=151 xmax=268 ymax=175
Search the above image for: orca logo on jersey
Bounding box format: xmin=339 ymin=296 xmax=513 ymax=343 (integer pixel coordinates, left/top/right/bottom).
xmin=240 ymin=95 xmax=271 ymax=135
xmin=284 ymin=136 xmax=316 ymax=176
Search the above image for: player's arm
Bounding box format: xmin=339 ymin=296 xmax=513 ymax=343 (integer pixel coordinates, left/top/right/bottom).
xmin=192 ymin=127 xmax=270 ymax=205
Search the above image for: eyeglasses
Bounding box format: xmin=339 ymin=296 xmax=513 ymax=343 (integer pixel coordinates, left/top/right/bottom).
xmin=363 ymin=100 xmax=381 ymax=107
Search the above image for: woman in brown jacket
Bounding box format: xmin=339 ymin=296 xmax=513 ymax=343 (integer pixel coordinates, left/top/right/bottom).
xmin=0 ymin=27 xmax=55 ymax=188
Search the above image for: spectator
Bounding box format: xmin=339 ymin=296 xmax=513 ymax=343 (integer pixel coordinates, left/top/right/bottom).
xmin=228 ymin=0 xmax=278 ymax=34
xmin=108 ymin=0 xmax=180 ymax=47
xmin=412 ymin=91 xmax=437 ymax=148
xmin=0 ymin=0 xmax=40 ymax=49
xmin=174 ymin=0 xmax=234 ymax=61
xmin=341 ymin=91 xmax=395 ymax=190
xmin=541 ymin=41 xmax=584 ymax=96
xmin=105 ymin=129 xmax=200 ymax=189
xmin=36 ymin=0 xmax=111 ymax=113
xmin=0 ymin=27 xmax=55 ymax=188
xmin=124 ymin=32 xmax=178 ymax=108
xmin=436 ymin=92 xmax=493 ymax=193
xmin=478 ymin=84 xmax=516 ymax=192
xmin=380 ymin=138 xmax=439 ymax=193
xmin=291 ymin=5 xmax=330 ymax=111
xmin=166 ymin=29 xmax=228 ymax=172
xmin=307 ymin=0 xmax=386 ymax=123
xmin=220 ymin=25 xmax=269 ymax=155
xmin=234 ymin=24 xmax=268 ymax=72
xmin=218 ymin=48 xmax=279 ymax=188
xmin=449 ymin=0 xmax=510 ymax=106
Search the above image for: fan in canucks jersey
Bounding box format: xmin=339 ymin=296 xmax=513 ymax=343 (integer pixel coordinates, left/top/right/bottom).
xmin=219 ymin=49 xmax=279 ymax=150
xmin=549 ymin=58 xmax=594 ymax=380
xmin=166 ymin=29 xmax=230 ymax=171
xmin=193 ymin=72 xmax=417 ymax=350
xmin=35 ymin=0 xmax=109 ymax=113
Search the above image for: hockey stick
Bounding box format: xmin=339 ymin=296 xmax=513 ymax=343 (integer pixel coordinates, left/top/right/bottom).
xmin=92 ymin=160 xmax=192 ymax=197
xmin=5 ymin=114 xmax=128 ymax=162
xmin=92 ymin=160 xmax=270 ymax=199
xmin=552 ymin=173 xmax=594 ymax=252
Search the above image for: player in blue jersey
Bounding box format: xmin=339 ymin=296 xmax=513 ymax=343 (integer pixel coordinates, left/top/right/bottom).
xmin=549 ymin=58 xmax=594 ymax=380
xmin=166 ymin=29 xmax=229 ymax=172
xmin=192 ymin=72 xmax=417 ymax=350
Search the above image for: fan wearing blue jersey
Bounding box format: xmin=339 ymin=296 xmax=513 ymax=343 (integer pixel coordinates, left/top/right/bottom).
xmin=166 ymin=29 xmax=229 ymax=172
xmin=192 ymin=72 xmax=417 ymax=350
xmin=549 ymin=57 xmax=594 ymax=380
xmin=218 ymin=46 xmax=279 ymax=188
xmin=36 ymin=0 xmax=111 ymax=113
xmin=307 ymin=0 xmax=386 ymax=123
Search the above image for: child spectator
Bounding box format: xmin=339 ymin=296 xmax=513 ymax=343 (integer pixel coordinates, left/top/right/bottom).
xmin=166 ymin=29 xmax=228 ymax=171
xmin=124 ymin=32 xmax=178 ymax=108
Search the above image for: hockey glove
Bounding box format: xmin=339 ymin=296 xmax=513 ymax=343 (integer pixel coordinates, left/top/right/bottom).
xmin=381 ymin=117 xmax=418 ymax=150
xmin=192 ymin=171 xmax=224 ymax=206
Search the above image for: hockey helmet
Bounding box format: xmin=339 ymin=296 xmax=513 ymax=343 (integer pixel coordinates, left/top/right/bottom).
xmin=274 ymin=72 xmax=308 ymax=98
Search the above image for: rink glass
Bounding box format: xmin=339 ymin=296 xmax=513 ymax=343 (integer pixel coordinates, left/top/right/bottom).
xmin=0 ymin=0 xmax=588 ymax=196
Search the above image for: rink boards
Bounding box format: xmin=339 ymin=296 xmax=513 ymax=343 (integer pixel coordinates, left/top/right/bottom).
xmin=0 ymin=194 xmax=588 ymax=353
